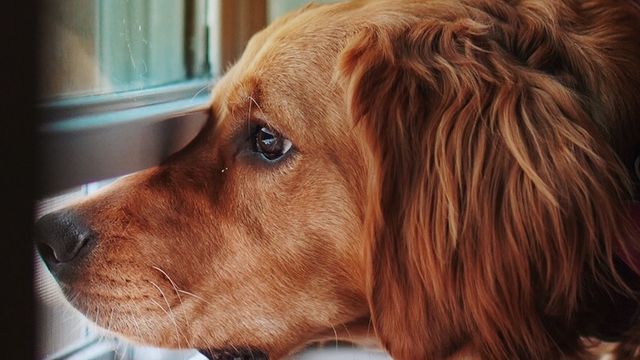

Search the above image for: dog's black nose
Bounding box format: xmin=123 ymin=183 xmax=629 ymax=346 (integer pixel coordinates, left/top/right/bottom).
xmin=35 ymin=210 xmax=95 ymax=278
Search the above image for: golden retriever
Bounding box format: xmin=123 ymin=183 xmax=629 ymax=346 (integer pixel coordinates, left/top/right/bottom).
xmin=36 ymin=0 xmax=640 ymax=359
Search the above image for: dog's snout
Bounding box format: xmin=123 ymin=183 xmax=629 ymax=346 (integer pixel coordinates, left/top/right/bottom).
xmin=35 ymin=210 xmax=96 ymax=277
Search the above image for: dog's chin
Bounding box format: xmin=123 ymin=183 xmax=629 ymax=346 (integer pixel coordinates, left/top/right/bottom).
xmin=64 ymin=292 xmax=271 ymax=359
xmin=61 ymin=295 xmax=176 ymax=347
xmin=197 ymin=348 xmax=268 ymax=360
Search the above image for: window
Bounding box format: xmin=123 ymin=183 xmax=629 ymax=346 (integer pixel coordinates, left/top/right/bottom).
xmin=37 ymin=0 xmax=213 ymax=195
xmin=36 ymin=1 xmax=388 ymax=359
xmin=39 ymin=0 xmax=210 ymax=100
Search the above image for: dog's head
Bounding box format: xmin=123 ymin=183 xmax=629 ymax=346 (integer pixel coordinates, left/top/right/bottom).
xmin=36 ymin=1 xmax=640 ymax=359
xmin=36 ymin=3 xmax=371 ymax=358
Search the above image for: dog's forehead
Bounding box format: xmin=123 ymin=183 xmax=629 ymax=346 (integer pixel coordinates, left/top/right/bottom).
xmin=212 ymin=2 xmax=363 ymax=137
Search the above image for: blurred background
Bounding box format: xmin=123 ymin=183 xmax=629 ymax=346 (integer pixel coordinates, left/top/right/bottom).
xmin=39 ymin=0 xmax=326 ymax=99
xmin=35 ymin=1 xmax=391 ymax=359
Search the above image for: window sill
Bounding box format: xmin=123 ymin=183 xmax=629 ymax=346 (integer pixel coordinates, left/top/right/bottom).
xmin=37 ymin=79 xmax=212 ymax=197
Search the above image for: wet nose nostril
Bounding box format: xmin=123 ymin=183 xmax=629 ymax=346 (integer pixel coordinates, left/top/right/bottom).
xmin=36 ymin=241 xmax=59 ymax=264
xmin=34 ymin=210 xmax=96 ymax=275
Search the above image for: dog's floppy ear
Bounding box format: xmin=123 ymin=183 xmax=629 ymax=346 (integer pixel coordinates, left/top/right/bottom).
xmin=339 ymin=16 xmax=637 ymax=359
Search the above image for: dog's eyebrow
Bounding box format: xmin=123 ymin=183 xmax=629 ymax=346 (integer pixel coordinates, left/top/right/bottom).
xmin=224 ymin=79 xmax=295 ymax=139
xmin=224 ymin=78 xmax=263 ymax=117
xmin=213 ymin=79 xmax=258 ymax=128
xmin=247 ymin=94 xmax=268 ymax=122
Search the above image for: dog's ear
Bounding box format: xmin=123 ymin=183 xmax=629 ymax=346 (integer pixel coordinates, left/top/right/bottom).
xmin=339 ymin=17 xmax=637 ymax=359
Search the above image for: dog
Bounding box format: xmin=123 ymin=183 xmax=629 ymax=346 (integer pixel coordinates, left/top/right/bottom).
xmin=36 ymin=0 xmax=640 ymax=359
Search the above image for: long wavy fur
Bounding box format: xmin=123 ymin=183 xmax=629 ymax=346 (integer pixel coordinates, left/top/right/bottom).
xmin=339 ymin=1 xmax=640 ymax=359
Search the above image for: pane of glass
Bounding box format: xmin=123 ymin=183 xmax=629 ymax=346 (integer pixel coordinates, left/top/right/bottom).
xmin=39 ymin=0 xmax=212 ymax=100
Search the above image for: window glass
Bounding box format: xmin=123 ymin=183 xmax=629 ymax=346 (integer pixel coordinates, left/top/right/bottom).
xmin=38 ymin=0 xmax=211 ymax=100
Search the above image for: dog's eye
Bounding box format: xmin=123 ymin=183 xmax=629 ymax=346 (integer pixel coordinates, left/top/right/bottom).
xmin=254 ymin=126 xmax=292 ymax=161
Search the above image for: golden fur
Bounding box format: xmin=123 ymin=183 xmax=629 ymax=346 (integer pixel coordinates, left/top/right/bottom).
xmin=44 ymin=1 xmax=640 ymax=359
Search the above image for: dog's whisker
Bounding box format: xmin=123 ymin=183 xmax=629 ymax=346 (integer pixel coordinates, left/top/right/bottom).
xmin=131 ymin=314 xmax=143 ymax=341
xmin=59 ymin=305 xmax=74 ymax=325
xmin=191 ymin=83 xmax=212 ymax=101
xmin=120 ymin=339 xmax=131 ymax=360
xmin=340 ymin=322 xmax=352 ymax=340
xmin=125 ymin=281 xmax=168 ymax=344
xmin=149 ymin=299 xmax=180 ymax=348
xmin=148 ymin=280 xmax=189 ymax=349
xmin=94 ymin=304 xmax=101 ymax=329
xmin=60 ymin=301 xmax=85 ymax=337
xmin=107 ymin=308 xmax=115 ymax=334
xmin=176 ymin=288 xmax=213 ymax=306
xmin=247 ymin=93 xmax=253 ymax=137
xmin=121 ymin=214 xmax=133 ymax=235
xmin=113 ymin=339 xmax=123 ymax=360
xmin=330 ymin=323 xmax=339 ymax=350
xmin=94 ymin=307 xmax=110 ymax=344
xmin=247 ymin=95 xmax=267 ymax=119
xmin=151 ymin=265 xmax=183 ymax=306
xmin=60 ymin=291 xmax=80 ymax=323
xmin=147 ymin=284 xmax=180 ymax=346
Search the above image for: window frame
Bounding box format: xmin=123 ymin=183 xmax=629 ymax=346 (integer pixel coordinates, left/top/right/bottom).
xmin=36 ymin=79 xmax=212 ymax=197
